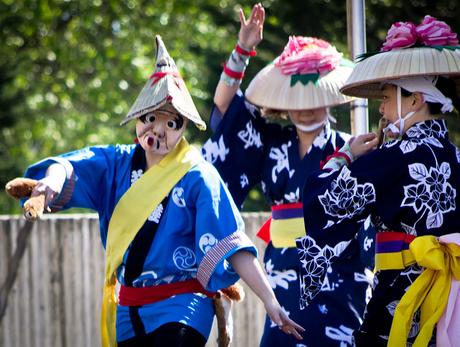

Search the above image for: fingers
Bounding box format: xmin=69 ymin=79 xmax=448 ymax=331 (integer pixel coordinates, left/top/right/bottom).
xmin=23 ymin=194 xmax=45 ymax=221
xmin=248 ymin=4 xmax=257 ymax=23
xmin=248 ymin=3 xmax=265 ymax=27
xmin=253 ymin=3 xmax=265 ymax=24
xmin=278 ymin=312 xmax=305 ymax=340
xmin=238 ymin=8 xmax=246 ymax=26
xmin=366 ymin=137 xmax=379 ymax=150
xmin=278 ymin=322 xmax=304 ymax=340
xmin=259 ymin=5 xmax=265 ymax=24
xmin=355 ymin=133 xmax=378 ymax=150
xmin=356 ymin=132 xmax=377 ymax=143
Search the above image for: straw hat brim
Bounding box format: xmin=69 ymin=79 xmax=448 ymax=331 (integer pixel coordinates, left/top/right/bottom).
xmin=340 ymin=47 xmax=460 ymax=98
xmin=245 ymin=62 xmax=354 ymax=110
xmin=120 ymin=36 xmax=206 ymax=131
xmin=120 ymin=77 xmax=206 ymax=130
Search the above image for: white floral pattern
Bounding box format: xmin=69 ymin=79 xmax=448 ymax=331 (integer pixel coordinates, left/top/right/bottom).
xmin=202 ymin=135 xmax=229 ymax=163
xmin=147 ymin=203 xmax=164 ymax=223
xmin=318 ymin=166 xmax=376 ymax=224
xmin=284 ymin=187 xmax=300 ymax=203
xmin=131 ymin=169 xmax=143 ymax=184
xmin=265 ymin=259 xmax=297 ymax=290
xmin=237 ymin=120 xmax=263 ymax=149
xmin=297 ymin=235 xmax=351 ymax=309
xmin=297 ymin=119 xmax=458 ymax=341
xmin=401 ymin=162 xmax=456 ymax=229
xmin=269 ymin=141 xmax=295 ymax=183
xmin=240 ymin=173 xmax=249 ymax=188
xmin=325 ymin=324 xmax=354 ymax=346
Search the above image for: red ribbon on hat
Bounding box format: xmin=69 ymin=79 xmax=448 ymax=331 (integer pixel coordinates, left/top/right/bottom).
xmin=149 ymin=71 xmax=182 ymax=87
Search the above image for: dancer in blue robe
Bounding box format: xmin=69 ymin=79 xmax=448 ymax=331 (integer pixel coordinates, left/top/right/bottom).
xmin=6 ymin=35 xmax=303 ymax=347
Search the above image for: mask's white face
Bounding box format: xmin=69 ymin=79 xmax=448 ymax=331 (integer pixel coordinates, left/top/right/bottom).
xmin=288 ymin=107 xmax=329 ymax=133
xmin=135 ymin=109 xmax=187 ymax=156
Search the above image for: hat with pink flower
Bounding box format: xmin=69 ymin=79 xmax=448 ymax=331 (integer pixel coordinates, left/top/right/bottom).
xmin=341 ymin=16 xmax=460 ymax=98
xmin=245 ymin=36 xmax=354 ymax=110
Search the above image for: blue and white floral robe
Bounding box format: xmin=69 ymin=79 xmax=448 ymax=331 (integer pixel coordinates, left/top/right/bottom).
xmin=297 ymin=119 xmax=460 ymax=344
xmin=24 ymin=143 xmax=257 ymax=342
xmin=203 ymin=92 xmax=374 ymax=347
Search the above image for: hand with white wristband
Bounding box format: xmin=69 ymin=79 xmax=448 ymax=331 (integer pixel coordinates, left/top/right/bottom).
xmin=322 ymin=133 xmax=378 ymax=171
xmin=238 ymin=3 xmax=264 ymax=53
xmin=214 ymin=4 xmax=265 ymax=115
xmin=5 ymin=163 xmax=66 ymax=220
xmin=33 ymin=163 xmax=66 ymax=208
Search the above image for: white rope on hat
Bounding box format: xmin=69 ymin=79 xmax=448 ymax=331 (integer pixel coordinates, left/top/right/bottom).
xmin=379 ymin=76 xmax=453 ymax=139
xmin=390 ymin=76 xmax=454 ymax=114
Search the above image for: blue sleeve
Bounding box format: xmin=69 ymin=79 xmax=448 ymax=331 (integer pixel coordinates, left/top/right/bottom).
xmin=24 ymin=145 xmax=133 ymax=214
xmin=192 ymin=163 xmax=257 ymax=292
xmin=202 ymin=91 xmax=270 ymax=209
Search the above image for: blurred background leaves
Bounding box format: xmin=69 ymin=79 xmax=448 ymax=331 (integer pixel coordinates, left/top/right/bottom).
xmin=1 ymin=0 xmax=459 ymax=213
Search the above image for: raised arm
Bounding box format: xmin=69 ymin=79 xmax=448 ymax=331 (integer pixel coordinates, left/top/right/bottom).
xmin=214 ymin=4 xmax=265 ymax=115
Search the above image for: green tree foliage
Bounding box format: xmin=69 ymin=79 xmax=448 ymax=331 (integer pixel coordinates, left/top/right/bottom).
xmin=1 ymin=0 xmax=459 ymax=213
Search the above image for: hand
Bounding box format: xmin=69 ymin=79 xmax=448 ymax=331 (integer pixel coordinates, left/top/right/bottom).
xmin=264 ymin=298 xmax=305 ymax=340
xmin=32 ymin=179 xmax=59 ymax=209
xmin=349 ymin=133 xmax=379 ymax=160
xmin=238 ymin=3 xmax=265 ymax=51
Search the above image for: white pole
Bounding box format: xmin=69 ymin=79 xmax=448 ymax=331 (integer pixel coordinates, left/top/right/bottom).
xmin=350 ymin=0 xmax=369 ymax=135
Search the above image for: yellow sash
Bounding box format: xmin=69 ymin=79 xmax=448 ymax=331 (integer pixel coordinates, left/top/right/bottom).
xmin=375 ymin=235 xmax=460 ymax=347
xmin=101 ymin=138 xmax=203 ymax=347
xmin=270 ymin=217 xmax=305 ymax=248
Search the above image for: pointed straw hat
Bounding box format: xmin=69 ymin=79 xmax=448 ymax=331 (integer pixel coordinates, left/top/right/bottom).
xmin=245 ymin=36 xmax=354 ymax=110
xmin=121 ymin=35 xmax=206 ymax=130
xmin=341 ymin=16 xmax=460 ymax=98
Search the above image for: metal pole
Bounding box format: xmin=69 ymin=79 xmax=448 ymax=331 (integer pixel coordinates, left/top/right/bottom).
xmin=348 ymin=0 xmax=369 ymax=135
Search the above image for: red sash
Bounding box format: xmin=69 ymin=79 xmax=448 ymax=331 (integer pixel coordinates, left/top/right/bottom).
xmin=118 ymin=278 xmax=216 ymax=306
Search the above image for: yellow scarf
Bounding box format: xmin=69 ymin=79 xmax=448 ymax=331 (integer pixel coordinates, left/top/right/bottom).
xmin=376 ymin=235 xmax=460 ymax=347
xmin=101 ymin=138 xmax=203 ymax=347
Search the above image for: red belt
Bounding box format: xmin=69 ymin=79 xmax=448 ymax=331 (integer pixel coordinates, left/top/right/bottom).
xmin=118 ymin=278 xmax=216 ymax=306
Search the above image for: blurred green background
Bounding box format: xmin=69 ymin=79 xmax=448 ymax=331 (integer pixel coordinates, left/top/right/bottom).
xmin=1 ymin=0 xmax=460 ymax=213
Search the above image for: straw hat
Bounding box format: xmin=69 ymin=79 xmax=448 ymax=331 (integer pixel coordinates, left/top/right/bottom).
xmin=341 ymin=16 xmax=460 ymax=98
xmin=121 ymin=35 xmax=206 ymax=130
xmin=245 ymin=36 xmax=354 ymax=110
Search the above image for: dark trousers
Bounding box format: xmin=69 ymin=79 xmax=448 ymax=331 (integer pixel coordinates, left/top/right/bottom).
xmin=118 ymin=322 xmax=207 ymax=347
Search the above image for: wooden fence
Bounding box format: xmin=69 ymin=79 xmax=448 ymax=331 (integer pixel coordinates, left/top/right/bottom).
xmin=0 ymin=213 xmax=270 ymax=347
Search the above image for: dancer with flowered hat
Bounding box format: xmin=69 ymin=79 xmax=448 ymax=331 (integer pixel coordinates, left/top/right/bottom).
xmin=297 ymin=15 xmax=460 ymax=346
xmin=203 ymin=4 xmax=374 ymax=346
xmin=5 ymin=35 xmax=304 ymax=346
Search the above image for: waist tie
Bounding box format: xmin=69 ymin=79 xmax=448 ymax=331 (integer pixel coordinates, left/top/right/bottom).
xmin=374 ymin=231 xmax=460 ymax=347
xmin=256 ymin=202 xmax=306 ymax=248
xmin=119 ymin=278 xmax=216 ymax=306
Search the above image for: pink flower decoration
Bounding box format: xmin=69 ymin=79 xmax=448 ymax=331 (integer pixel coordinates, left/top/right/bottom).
xmin=416 ymin=15 xmax=459 ymax=46
xmin=381 ymin=21 xmax=418 ymax=52
xmin=274 ymin=36 xmax=342 ymax=76
xmin=380 ymin=16 xmax=459 ymax=52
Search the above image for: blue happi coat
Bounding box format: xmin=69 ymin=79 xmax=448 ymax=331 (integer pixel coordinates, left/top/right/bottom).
xmin=24 ymin=143 xmax=256 ymax=342
xmin=298 ymin=119 xmax=460 ymax=344
xmin=203 ymin=92 xmax=374 ymax=346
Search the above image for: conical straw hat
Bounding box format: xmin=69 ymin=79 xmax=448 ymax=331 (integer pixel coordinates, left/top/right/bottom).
xmin=341 ymin=16 xmax=460 ymax=98
xmin=245 ymin=36 xmax=354 ymax=110
xmin=340 ymin=47 xmax=460 ymax=98
xmin=121 ymin=35 xmax=206 ymax=130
